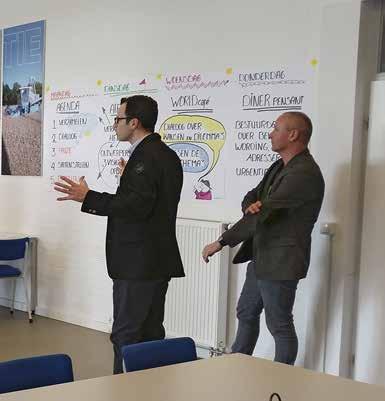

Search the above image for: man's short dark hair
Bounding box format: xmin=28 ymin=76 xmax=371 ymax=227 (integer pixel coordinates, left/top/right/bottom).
xmin=285 ymin=111 xmax=313 ymax=143
xmin=120 ymin=95 xmax=158 ymax=132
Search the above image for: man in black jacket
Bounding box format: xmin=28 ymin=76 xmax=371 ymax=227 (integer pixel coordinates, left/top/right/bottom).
xmin=54 ymin=95 xmax=184 ymax=373
xmin=202 ymin=112 xmax=324 ymax=365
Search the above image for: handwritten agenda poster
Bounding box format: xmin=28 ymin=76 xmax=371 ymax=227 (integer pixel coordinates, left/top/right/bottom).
xmin=226 ymin=66 xmax=313 ymax=205
xmin=44 ymin=65 xmax=314 ymax=204
xmin=44 ymin=76 xmax=160 ymax=192
xmin=157 ymin=71 xmax=232 ymax=200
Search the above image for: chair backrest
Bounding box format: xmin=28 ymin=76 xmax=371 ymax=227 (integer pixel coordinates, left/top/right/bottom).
xmin=122 ymin=337 xmax=197 ymax=373
xmin=0 ymin=238 xmax=29 ymax=261
xmin=0 ymin=354 xmax=74 ymax=394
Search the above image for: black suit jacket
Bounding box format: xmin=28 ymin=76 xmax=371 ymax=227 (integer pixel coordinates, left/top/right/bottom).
xmin=222 ymin=149 xmax=324 ymax=280
xmin=81 ymin=133 xmax=185 ymax=280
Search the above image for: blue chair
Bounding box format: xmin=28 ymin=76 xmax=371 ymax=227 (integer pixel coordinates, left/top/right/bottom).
xmin=0 ymin=354 xmax=74 ymax=394
xmin=0 ymin=238 xmax=32 ymax=322
xmin=121 ymin=337 xmax=197 ymax=373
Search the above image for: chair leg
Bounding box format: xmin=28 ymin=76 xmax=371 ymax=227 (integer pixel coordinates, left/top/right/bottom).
xmin=10 ymin=279 xmax=16 ymax=315
xmin=22 ymin=277 xmax=33 ymax=323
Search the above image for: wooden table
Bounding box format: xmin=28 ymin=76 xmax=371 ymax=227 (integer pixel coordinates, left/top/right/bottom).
xmin=2 ymin=354 xmax=385 ymax=400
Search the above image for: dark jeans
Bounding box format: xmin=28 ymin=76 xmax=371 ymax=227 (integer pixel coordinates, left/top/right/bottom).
xmin=232 ymin=262 xmax=299 ymax=365
xmin=111 ymin=278 xmax=169 ymax=374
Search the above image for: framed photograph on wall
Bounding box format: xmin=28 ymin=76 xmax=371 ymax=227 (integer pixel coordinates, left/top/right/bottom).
xmin=1 ymin=20 xmax=45 ymax=176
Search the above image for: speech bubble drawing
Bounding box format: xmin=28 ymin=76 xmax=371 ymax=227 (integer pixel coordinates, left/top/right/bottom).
xmin=159 ymin=115 xmax=226 ymax=179
xmin=168 ymin=143 xmax=209 ymax=173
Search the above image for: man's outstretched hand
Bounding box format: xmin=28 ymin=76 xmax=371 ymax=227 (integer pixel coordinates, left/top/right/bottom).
xmin=54 ymin=176 xmax=89 ymax=202
xmin=202 ymin=241 xmax=223 ymax=263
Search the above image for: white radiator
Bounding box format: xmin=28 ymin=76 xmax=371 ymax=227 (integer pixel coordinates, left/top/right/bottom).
xmin=164 ymin=218 xmax=229 ymax=353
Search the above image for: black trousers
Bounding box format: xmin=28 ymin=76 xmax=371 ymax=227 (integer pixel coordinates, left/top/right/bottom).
xmin=110 ymin=278 xmax=169 ymax=374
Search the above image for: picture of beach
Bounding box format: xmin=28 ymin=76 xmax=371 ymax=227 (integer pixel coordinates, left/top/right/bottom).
xmin=2 ymin=20 xmax=45 ymax=176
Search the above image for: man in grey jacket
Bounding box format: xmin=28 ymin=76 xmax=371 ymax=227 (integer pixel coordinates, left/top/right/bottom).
xmin=202 ymin=112 xmax=324 ymax=365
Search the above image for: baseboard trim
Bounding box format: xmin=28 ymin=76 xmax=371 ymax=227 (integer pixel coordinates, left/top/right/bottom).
xmin=0 ymin=298 xmax=112 ymax=334
xmin=0 ymin=299 xmax=210 ymax=358
xmin=34 ymin=306 xmax=112 ymax=333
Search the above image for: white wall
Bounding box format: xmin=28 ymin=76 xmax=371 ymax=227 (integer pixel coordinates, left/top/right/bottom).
xmin=315 ymin=0 xmax=378 ymax=378
xmin=0 ymin=0 xmax=371 ymax=378
xmin=354 ymin=79 xmax=385 ymax=385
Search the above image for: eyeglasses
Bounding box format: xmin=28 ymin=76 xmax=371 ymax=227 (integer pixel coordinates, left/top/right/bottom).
xmin=114 ymin=115 xmax=135 ymax=125
xmin=114 ymin=117 xmax=127 ymax=124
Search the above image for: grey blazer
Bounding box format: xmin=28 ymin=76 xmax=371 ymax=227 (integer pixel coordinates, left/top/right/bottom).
xmin=222 ymin=149 xmax=324 ymax=280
